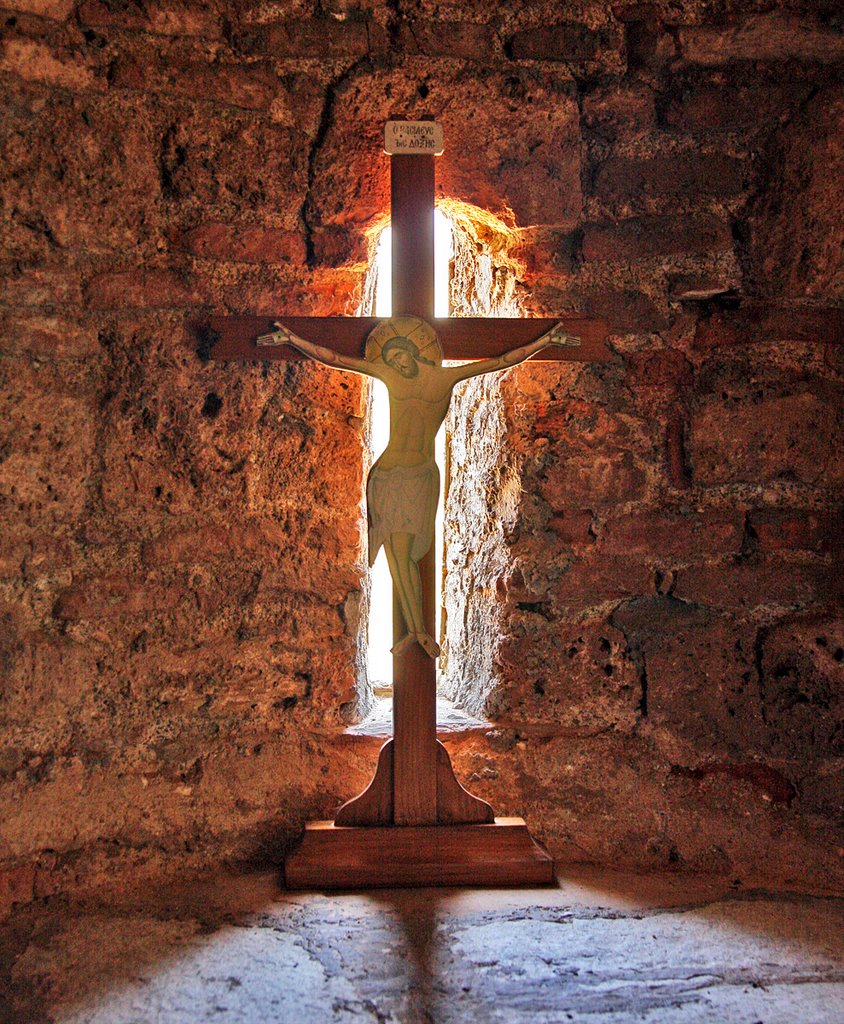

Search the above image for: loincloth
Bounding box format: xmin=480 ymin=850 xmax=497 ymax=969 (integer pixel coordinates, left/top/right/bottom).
xmin=366 ymin=461 xmax=440 ymax=566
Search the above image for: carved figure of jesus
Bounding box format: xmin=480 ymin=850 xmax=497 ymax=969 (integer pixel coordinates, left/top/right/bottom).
xmin=261 ymin=315 xmax=580 ymax=658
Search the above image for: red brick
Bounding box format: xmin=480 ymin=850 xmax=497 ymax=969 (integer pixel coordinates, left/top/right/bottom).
xmin=600 ymin=511 xmax=744 ymax=558
xmin=508 ymin=22 xmax=610 ymax=62
xmin=547 ymin=510 xmax=595 ymax=546
xmin=398 ymin=20 xmax=500 ymax=61
xmin=627 ymin=349 xmax=693 ymax=387
xmin=749 ymin=509 xmax=832 ymax=553
xmin=743 ymin=86 xmax=844 ymax=303
xmin=660 ymin=76 xmax=814 ymax=133
xmin=593 ymin=152 xmax=745 ymax=203
xmin=265 ymin=17 xmax=382 ymax=59
xmin=174 ymin=223 xmax=306 ymax=264
xmin=758 ymin=613 xmax=844 ymax=760
xmin=693 ymin=305 xmax=844 ymax=351
xmin=678 ymin=15 xmax=844 ymax=66
xmin=111 ymin=56 xmax=278 ymax=111
xmin=583 ymin=289 xmax=667 ymax=333
xmin=78 ymin=0 xmax=224 ymax=38
xmin=673 ymin=558 xmax=830 ymax=611
xmin=665 ymin=411 xmax=691 ymax=490
xmin=84 ymin=270 xmax=199 ymax=310
xmin=550 ymin=558 xmax=653 ymax=606
xmin=583 ymin=214 xmax=732 ymax=261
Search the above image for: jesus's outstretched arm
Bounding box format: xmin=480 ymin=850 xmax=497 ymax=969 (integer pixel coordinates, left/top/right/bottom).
xmin=445 ymin=322 xmax=580 ymax=385
xmin=257 ymin=322 xmax=385 ymax=380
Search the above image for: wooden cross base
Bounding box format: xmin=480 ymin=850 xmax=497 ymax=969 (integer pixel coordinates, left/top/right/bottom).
xmin=284 ymin=818 xmax=554 ymax=890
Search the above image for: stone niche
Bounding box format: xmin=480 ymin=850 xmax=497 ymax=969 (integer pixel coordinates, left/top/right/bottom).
xmin=0 ymin=0 xmax=842 ymax=913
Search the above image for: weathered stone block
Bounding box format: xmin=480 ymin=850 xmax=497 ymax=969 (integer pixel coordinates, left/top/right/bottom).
xmin=581 ymin=288 xmax=667 ymax=333
xmin=173 ymin=223 xmax=306 ymax=264
xmin=3 ymin=0 xmax=75 ymax=18
xmin=612 ymin=597 xmax=766 ymax=759
xmin=593 ymin=153 xmax=745 ymax=206
xmin=2 ymin=91 xmax=164 ymax=257
xmin=693 ymin=305 xmax=844 ymax=351
xmin=111 ymin=55 xmax=279 ymax=111
xmin=673 ymin=558 xmax=830 ymax=612
xmin=599 ymin=511 xmax=743 ymax=559
xmin=492 ymin=621 xmax=640 ymax=732
xmin=658 ymin=71 xmax=814 ymax=134
xmin=0 ymin=36 xmax=101 ymax=92
xmin=507 ymin=22 xmax=612 ymax=62
xmin=264 ymin=16 xmax=383 ymax=59
xmin=1 ymin=315 xmax=100 ymax=359
xmin=689 ymin=391 xmax=843 ymax=487
xmin=758 ymin=614 xmax=844 ymax=760
xmin=540 ymin=452 xmax=650 ymax=508
xmin=741 ymin=85 xmax=844 ymax=302
xmin=627 ymin=349 xmax=693 ymax=387
xmin=0 ymin=364 xmax=96 ymax=531
xmin=549 ymin=558 xmax=653 ymax=609
xmin=749 ymin=509 xmax=833 ymax=553
xmin=581 ymin=82 xmax=655 ymax=139
xmin=153 ymin=112 xmax=306 ymax=229
xmin=583 ymin=214 xmax=732 ymax=261
xmin=78 ymin=0 xmax=224 ymax=38
xmin=85 ymin=269 xmax=200 ymax=310
xmin=398 ymin=19 xmax=500 ymax=61
xmin=678 ymin=15 xmax=844 ymax=66
xmin=53 ymin=574 xmax=189 ymax=623
xmin=546 ymin=510 xmax=595 ymax=547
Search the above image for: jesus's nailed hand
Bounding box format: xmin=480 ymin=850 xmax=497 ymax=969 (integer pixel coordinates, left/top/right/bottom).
xmin=549 ymin=325 xmax=581 ymax=348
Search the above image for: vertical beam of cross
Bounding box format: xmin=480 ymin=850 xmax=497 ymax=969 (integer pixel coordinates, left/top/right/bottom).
xmin=390 ymin=154 xmax=438 ymax=825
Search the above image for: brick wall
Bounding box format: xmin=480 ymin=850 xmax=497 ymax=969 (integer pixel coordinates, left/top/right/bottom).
xmin=0 ymin=0 xmax=841 ymax=910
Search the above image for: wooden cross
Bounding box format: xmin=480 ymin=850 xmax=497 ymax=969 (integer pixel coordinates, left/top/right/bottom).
xmin=206 ymin=122 xmax=610 ymax=888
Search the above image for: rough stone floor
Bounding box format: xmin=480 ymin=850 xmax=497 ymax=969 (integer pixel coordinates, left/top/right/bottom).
xmin=2 ymin=868 xmax=843 ymax=1024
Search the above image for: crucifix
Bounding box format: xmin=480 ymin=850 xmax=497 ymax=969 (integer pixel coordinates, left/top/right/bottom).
xmin=206 ymin=120 xmax=611 ymax=888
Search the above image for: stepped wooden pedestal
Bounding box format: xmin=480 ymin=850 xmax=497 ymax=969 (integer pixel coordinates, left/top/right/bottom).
xmin=285 ymin=817 xmax=553 ymax=890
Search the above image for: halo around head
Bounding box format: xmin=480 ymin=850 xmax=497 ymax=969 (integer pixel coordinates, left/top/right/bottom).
xmin=366 ymin=315 xmax=443 ymax=367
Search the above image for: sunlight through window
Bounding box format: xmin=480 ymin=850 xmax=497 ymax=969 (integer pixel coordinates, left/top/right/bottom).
xmin=367 ymin=210 xmax=453 ymax=692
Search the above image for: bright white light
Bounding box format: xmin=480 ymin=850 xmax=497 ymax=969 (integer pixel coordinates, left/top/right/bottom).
xmin=367 ymin=210 xmax=453 ymax=689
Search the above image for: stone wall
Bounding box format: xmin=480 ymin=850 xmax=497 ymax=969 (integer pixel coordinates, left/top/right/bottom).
xmin=1 ymin=0 xmax=841 ymax=910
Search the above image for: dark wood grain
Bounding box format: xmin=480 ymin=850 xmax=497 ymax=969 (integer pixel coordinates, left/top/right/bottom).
xmin=391 ymin=154 xmax=435 ymax=320
xmin=284 ymin=818 xmax=555 ymax=889
xmin=436 ymin=742 xmax=494 ymax=824
xmin=334 ymin=740 xmax=394 ymax=827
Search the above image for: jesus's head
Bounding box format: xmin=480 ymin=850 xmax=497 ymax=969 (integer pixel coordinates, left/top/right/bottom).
xmin=381 ymin=337 xmax=435 ymax=378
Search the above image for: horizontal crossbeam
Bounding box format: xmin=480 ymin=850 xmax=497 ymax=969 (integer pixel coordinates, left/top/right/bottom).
xmin=204 ymin=315 xmax=612 ymax=363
